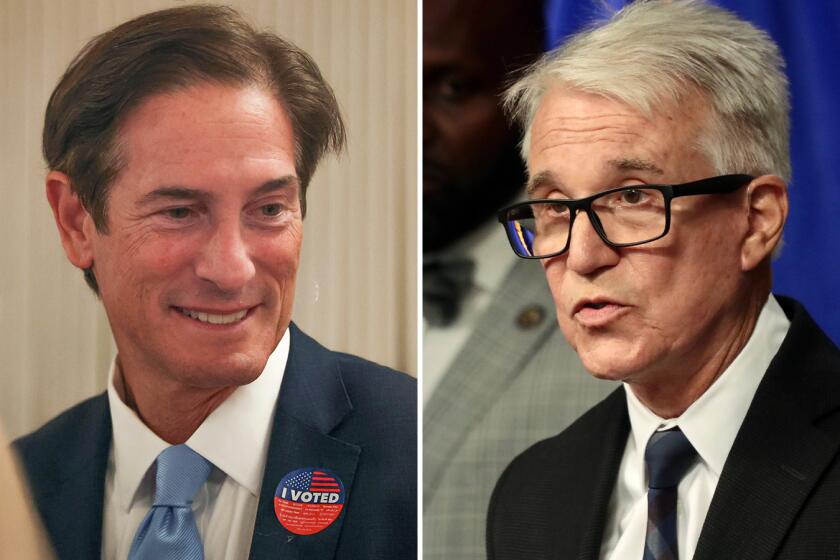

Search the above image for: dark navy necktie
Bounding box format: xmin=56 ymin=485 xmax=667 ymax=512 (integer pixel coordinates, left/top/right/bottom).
xmin=129 ymin=444 xmax=212 ymax=560
xmin=643 ymin=427 xmax=697 ymax=560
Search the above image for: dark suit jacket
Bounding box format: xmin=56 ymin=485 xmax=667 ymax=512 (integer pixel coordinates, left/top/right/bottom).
xmin=14 ymin=324 xmax=416 ymax=560
xmin=488 ymin=297 xmax=840 ymax=560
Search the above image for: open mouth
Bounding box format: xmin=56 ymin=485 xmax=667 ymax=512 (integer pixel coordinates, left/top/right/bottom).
xmin=571 ymin=298 xmax=629 ymax=327
xmin=573 ymin=299 xmax=620 ymax=315
xmin=174 ymin=306 xmax=249 ymax=325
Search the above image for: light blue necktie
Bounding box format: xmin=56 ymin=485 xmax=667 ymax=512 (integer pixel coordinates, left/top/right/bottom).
xmin=129 ymin=444 xmax=212 ymax=560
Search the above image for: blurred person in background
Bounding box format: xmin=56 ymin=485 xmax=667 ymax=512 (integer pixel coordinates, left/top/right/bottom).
xmin=423 ymin=1 xmax=614 ymax=558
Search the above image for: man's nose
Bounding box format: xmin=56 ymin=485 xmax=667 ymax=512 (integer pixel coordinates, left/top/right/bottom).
xmin=194 ymin=219 xmax=256 ymax=291
xmin=564 ymin=210 xmax=620 ymax=275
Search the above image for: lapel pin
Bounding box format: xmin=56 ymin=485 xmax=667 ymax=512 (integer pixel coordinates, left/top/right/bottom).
xmin=274 ymin=467 xmax=346 ymax=535
xmin=516 ymin=304 xmax=546 ymax=329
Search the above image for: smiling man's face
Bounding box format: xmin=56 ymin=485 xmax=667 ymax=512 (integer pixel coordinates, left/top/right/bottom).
xmin=86 ymin=82 xmax=301 ymax=391
xmin=529 ymin=88 xmax=751 ymax=387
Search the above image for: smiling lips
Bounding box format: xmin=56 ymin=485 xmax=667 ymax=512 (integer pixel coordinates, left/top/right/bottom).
xmin=175 ymin=306 xmax=250 ymax=325
xmin=572 ymin=298 xmax=628 ymax=327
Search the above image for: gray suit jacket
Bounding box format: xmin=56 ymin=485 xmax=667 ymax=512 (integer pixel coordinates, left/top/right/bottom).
xmin=423 ymin=258 xmax=616 ymax=560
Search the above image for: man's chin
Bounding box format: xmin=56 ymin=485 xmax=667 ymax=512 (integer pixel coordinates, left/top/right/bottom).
xmin=171 ymin=353 xmax=268 ymax=389
xmin=584 ymin=367 xmax=629 ymax=383
xmin=577 ymin=348 xmax=644 ymax=383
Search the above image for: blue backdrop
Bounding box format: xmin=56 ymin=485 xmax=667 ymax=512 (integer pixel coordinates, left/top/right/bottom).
xmin=545 ymin=0 xmax=840 ymax=344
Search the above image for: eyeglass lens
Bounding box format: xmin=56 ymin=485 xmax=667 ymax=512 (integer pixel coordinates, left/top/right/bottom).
xmin=504 ymin=187 xmax=668 ymax=257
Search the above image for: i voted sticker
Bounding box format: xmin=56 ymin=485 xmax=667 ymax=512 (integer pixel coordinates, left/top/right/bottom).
xmin=274 ymin=467 xmax=345 ymax=535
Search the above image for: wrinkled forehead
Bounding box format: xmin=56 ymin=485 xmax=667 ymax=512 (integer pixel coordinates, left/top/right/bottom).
xmin=527 ymin=86 xmax=714 ymax=169
xmin=109 ymin=83 xmax=298 ymax=200
xmin=117 ymin=83 xmax=294 ymax=157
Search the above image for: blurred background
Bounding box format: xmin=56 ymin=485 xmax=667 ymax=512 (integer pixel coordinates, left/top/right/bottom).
xmin=0 ymin=0 xmax=417 ymax=439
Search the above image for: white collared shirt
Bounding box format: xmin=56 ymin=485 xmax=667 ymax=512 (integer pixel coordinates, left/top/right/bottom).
xmin=423 ymin=219 xmax=515 ymax=402
xmin=101 ymin=330 xmax=290 ymax=560
xmin=600 ymin=295 xmax=790 ymax=560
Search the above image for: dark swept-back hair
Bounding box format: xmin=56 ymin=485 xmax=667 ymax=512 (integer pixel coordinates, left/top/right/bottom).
xmin=43 ymin=4 xmax=346 ymax=292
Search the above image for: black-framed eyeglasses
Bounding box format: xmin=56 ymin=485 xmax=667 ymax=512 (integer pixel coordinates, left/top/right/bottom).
xmin=498 ymin=174 xmax=753 ymax=259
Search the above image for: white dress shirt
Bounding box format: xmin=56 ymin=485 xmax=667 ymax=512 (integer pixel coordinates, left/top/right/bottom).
xmin=102 ymin=330 xmax=290 ymax=560
xmin=423 ymin=219 xmax=514 ymax=402
xmin=600 ymin=295 xmax=790 ymax=560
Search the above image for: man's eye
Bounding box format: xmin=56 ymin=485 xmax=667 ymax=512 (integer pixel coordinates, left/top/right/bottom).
xmin=546 ymin=202 xmax=570 ymax=218
xmin=435 ymin=77 xmax=477 ymax=103
xmin=621 ymin=189 xmax=646 ymax=204
xmin=261 ymin=203 xmax=284 ymax=217
xmin=165 ymin=207 xmax=192 ymax=219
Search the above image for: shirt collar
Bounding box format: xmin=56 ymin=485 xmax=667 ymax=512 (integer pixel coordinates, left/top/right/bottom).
xmin=107 ymin=365 xmax=168 ymax=512
xmin=108 ymin=329 xmax=290 ymax=511
xmin=624 ymin=294 xmax=790 ymax=477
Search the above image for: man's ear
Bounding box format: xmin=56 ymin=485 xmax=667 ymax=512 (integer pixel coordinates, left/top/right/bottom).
xmin=740 ymin=174 xmax=788 ymax=272
xmin=45 ymin=171 xmax=97 ymax=269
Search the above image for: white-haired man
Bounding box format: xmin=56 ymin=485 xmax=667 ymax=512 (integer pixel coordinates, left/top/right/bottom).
xmin=488 ymin=2 xmax=840 ymax=559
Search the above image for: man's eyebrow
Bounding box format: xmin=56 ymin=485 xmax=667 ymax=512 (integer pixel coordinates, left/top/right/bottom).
xmin=137 ymin=175 xmax=300 ymax=205
xmin=606 ymin=158 xmax=664 ymax=175
xmin=137 ymin=186 xmax=212 ymax=206
xmin=526 ymin=170 xmax=560 ymax=196
xmin=252 ymin=175 xmax=300 ymax=196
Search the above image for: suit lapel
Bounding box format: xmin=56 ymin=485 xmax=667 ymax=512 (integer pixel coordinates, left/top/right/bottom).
xmin=249 ymin=324 xmax=361 ymax=560
xmin=486 ymin=388 xmax=628 ymax=560
xmin=695 ymin=298 xmax=840 ymax=560
xmin=36 ymin=395 xmax=111 ymax=559
xmin=424 ymin=259 xmax=559 ymax=499
xmin=573 ymin=390 xmax=629 ymax=560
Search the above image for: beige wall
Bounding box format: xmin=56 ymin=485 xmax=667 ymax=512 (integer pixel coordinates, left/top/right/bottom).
xmin=0 ymin=0 xmax=417 ymax=439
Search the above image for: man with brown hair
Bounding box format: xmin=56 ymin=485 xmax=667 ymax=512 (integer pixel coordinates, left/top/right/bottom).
xmin=14 ymin=6 xmax=415 ymax=559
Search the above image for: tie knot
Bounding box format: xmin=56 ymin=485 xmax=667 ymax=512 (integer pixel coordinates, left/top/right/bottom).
xmin=644 ymin=428 xmax=697 ymax=490
xmin=153 ymin=445 xmax=212 ymax=507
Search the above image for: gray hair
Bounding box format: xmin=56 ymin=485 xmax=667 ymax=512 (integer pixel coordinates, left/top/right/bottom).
xmin=505 ymin=0 xmax=791 ymax=182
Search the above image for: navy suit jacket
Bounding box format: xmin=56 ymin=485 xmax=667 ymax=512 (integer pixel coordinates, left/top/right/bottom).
xmin=14 ymin=324 xmax=417 ymax=559
xmin=488 ymin=297 xmax=840 ymax=560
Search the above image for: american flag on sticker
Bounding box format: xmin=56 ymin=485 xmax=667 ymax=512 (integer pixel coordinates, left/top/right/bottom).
xmin=274 ymin=467 xmax=346 ymax=536
xmin=309 ymin=471 xmax=341 ymax=492
xmin=284 ymin=470 xmax=341 ymax=493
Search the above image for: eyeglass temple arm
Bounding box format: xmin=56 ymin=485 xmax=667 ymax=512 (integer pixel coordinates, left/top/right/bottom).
xmin=671 ymin=174 xmax=753 ymax=198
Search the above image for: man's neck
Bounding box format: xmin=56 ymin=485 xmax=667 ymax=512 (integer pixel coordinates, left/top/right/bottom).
xmin=114 ymin=357 xmax=234 ymax=444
